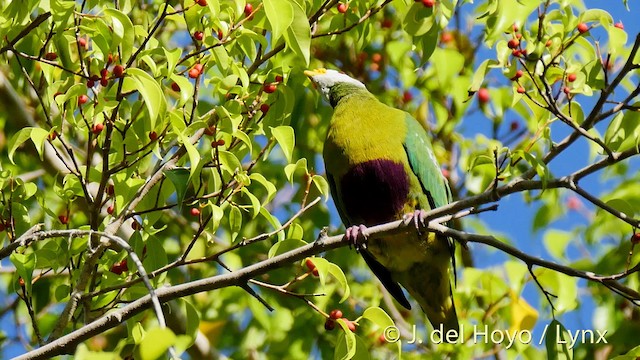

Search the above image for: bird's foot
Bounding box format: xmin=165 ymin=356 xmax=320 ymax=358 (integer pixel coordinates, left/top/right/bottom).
xmin=403 ymin=209 xmax=428 ymax=235
xmin=345 ymin=225 xmax=368 ymax=251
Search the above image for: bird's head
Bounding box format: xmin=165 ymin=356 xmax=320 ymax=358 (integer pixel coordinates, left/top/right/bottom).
xmin=304 ymin=68 xmax=366 ymax=105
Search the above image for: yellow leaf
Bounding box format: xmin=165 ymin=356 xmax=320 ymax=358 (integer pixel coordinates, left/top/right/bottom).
xmin=509 ymin=291 xmax=538 ymax=333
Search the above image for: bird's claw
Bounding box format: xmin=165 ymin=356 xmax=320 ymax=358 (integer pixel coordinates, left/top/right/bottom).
xmin=345 ymin=225 xmax=368 ymax=251
xmin=404 ymin=209 xmax=428 ymax=235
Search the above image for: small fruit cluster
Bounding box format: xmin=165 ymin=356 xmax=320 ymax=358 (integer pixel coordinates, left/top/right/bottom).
xmin=324 ymin=309 xmax=357 ymax=332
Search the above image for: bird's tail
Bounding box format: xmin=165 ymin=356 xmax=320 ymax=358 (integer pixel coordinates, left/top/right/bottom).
xmin=397 ymin=260 xmax=459 ymax=343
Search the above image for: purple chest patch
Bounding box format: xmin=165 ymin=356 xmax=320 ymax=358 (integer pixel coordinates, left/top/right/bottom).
xmin=340 ymin=159 xmax=410 ymax=225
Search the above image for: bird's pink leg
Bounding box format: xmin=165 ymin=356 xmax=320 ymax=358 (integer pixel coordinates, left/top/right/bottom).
xmin=345 ymin=225 xmax=368 ymax=250
xmin=403 ymin=209 xmax=428 ymax=235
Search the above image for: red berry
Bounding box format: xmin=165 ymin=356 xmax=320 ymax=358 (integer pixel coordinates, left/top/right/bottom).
xmin=194 ymin=63 xmax=204 ymax=72
xmin=87 ymin=79 xmax=95 ymax=88
xmin=263 ymin=83 xmax=277 ymax=93
xmin=507 ymin=38 xmax=519 ymax=49
xmin=48 ymin=131 xmax=57 ymax=140
xmin=131 ymin=220 xmax=140 ymax=230
xmin=577 ymin=23 xmax=589 ymax=34
xmin=189 ymin=67 xmax=200 ymax=79
xmin=567 ymin=73 xmax=577 ymax=82
xmin=614 ymin=21 xmax=624 ymax=30
xmin=275 ymin=75 xmax=284 ymax=83
xmin=101 ymin=68 xmax=109 ymax=78
xmin=512 ymin=49 xmax=522 ymax=57
xmin=381 ymin=18 xmax=393 ymax=29
xmin=566 ymin=196 xmax=581 ymax=209
xmin=329 ymin=309 xmax=343 ymax=319
xmin=378 ymin=333 xmax=387 ymax=345
xmin=100 ymin=78 xmax=109 ymax=87
xmin=511 ymin=69 xmax=523 ymax=81
xmin=194 ymin=31 xmax=204 ymax=41
xmin=516 ymin=86 xmax=525 ymax=94
xmin=515 ymin=33 xmax=522 ymax=40
xmin=110 ymin=260 xmax=128 ymax=275
xmin=441 ymin=168 xmax=449 ymax=178
xmin=545 ymin=39 xmax=552 ymax=47
xmin=260 ymin=103 xmax=270 ymax=113
xmin=204 ymin=126 xmax=216 ymax=136
xmin=107 ymin=54 xmax=113 ymax=65
xmin=107 ymin=205 xmax=114 ymax=214
xmin=324 ymin=319 xmax=335 ymax=331
xmin=78 ymin=37 xmax=87 ymax=49
xmin=211 ymin=139 xmax=225 ymax=147
xmin=90 ymin=74 xmax=101 ymax=82
xmin=563 ymin=86 xmax=571 ymax=95
xmin=305 ymin=258 xmax=316 ymax=272
xmin=632 ymin=233 xmax=640 ymax=244
xmin=58 ymin=215 xmax=69 ymax=224
xmin=244 ymin=3 xmax=253 ymax=17
xmin=510 ymin=121 xmax=519 ymax=132
xmin=92 ymin=123 xmax=104 ymax=134
xmin=113 ymin=65 xmax=124 ymax=78
xmin=171 ymin=82 xmax=180 ymax=92
xmin=312 ymin=268 xmax=319 ymax=276
xmin=216 ymin=139 xmax=225 ymax=146
xmin=440 ymin=32 xmax=453 ymax=44
xmin=402 ymin=90 xmax=413 ymax=103
xmin=421 ymin=0 xmax=435 ymax=7
xmin=190 ymin=207 xmax=201 ymax=217
xmin=371 ymin=53 xmax=382 ymax=63
xmin=344 ymin=319 xmax=357 ymax=332
xmin=477 ymin=88 xmax=490 ymax=103
xmin=512 ymin=23 xmax=519 ymax=32
xmin=196 ymin=0 xmax=207 ymax=6
xmin=149 ymin=131 xmax=158 ymax=141
xmin=78 ymin=94 xmax=89 ymax=105
xmin=337 ymin=3 xmax=347 ymax=13
xmin=18 ymin=277 xmax=25 ymax=287
xmin=44 ymin=52 xmax=57 ymax=60
xmin=106 ymin=184 xmax=114 ymax=196
xmin=217 ymin=29 xmax=224 ymax=39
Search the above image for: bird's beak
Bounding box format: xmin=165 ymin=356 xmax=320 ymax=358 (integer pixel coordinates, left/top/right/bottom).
xmin=304 ymin=68 xmax=327 ymax=79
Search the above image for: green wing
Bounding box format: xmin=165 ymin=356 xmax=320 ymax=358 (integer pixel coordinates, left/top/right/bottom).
xmin=402 ymin=114 xmax=452 ymax=210
xmin=402 ymin=114 xmax=457 ymax=281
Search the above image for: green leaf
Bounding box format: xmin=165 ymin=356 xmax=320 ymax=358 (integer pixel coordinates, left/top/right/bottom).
xmin=10 ymin=252 xmax=35 ymax=295
xmin=334 ymin=321 xmax=357 ymax=360
xmin=124 ymin=68 xmax=166 ymax=129
xmin=268 ymin=239 xmax=307 ymax=258
xmin=545 ymin=320 xmax=574 ymax=360
xmin=249 ymin=173 xmax=277 ymax=204
xmin=209 ymin=204 xmax=224 ymax=232
xmin=543 ymin=229 xmax=573 ymax=261
xmin=8 ymin=127 xmax=48 ymax=164
xmin=136 ymin=327 xmax=176 ymax=360
xmin=229 ymin=206 xmax=242 ymax=242
xmin=605 ymin=198 xmax=636 ymax=217
xmin=611 ymin=345 xmax=640 ymax=359
xmin=104 ymin=8 xmax=135 ymax=62
xmin=271 ymin=125 xmax=295 ymax=163
xmin=241 ymin=187 xmax=261 ymax=218
xmin=179 ymin=134 xmax=201 ymax=180
xmin=164 ymin=168 xmax=190 ymax=211
xmin=284 ymin=158 xmax=308 ymax=183
xmin=264 ymin=0 xmax=294 ymax=45
xmin=312 ymin=175 xmax=330 ymax=201
xmin=282 ymin=1 xmax=310 ymax=64
xmin=470 ymin=59 xmax=499 ymax=92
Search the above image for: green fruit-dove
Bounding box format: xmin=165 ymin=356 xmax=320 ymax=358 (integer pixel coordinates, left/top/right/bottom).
xmin=305 ymin=68 xmax=459 ymax=337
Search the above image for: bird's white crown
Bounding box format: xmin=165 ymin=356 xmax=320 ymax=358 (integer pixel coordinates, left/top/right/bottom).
xmin=304 ymin=68 xmax=366 ymax=100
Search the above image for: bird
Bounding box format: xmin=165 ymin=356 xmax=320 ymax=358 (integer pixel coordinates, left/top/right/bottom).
xmin=304 ymin=68 xmax=459 ymax=338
